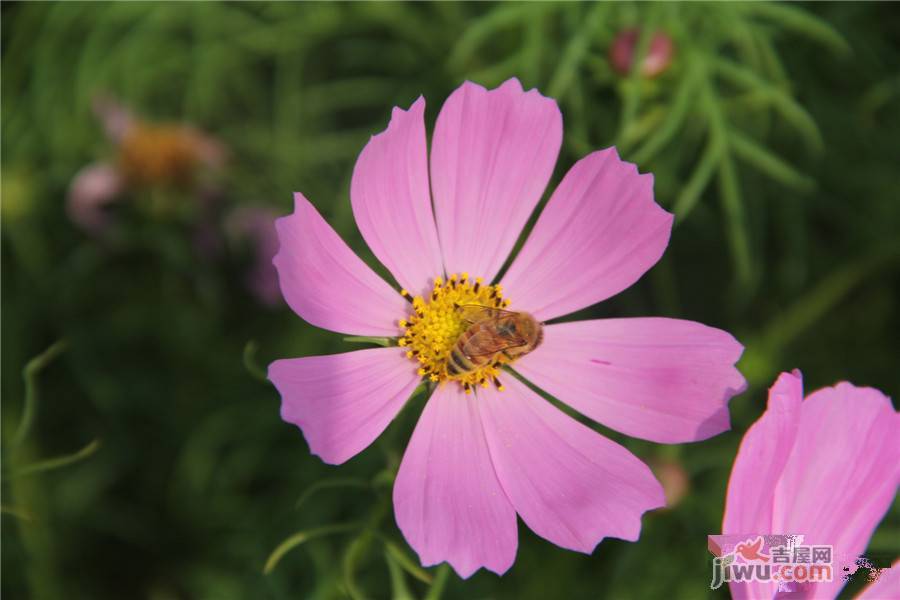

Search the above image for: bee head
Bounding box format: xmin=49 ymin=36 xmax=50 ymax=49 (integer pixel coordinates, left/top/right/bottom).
xmin=516 ymin=313 xmax=543 ymax=352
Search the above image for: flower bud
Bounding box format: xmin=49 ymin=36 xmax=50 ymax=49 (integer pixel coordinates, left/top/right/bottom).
xmin=610 ymin=29 xmax=674 ymax=78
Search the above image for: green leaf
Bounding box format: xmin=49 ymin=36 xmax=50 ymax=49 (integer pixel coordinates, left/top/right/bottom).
xmin=263 ymin=522 xmax=361 ymax=574
xmin=618 ymin=105 xmax=667 ymax=153
xmin=730 ymin=129 xmax=815 ymax=191
xmin=13 ymin=340 xmax=67 ymax=448
xmin=295 ymin=478 xmax=371 ymax=510
xmin=714 ymin=58 xmax=824 ymax=153
xmin=465 ymin=53 xmax=523 ymax=89
xmin=631 ymin=66 xmax=697 ymax=165
xmin=371 ymin=467 xmax=398 ymax=489
xmin=756 ymin=31 xmax=790 ymax=87
xmin=759 ymin=246 xmax=900 ymax=354
xmin=11 ymin=439 xmax=102 ymax=478
xmin=384 ymin=540 xmax=433 ymax=585
xmin=343 ymin=531 xmax=375 ymax=600
xmin=343 ymin=336 xmax=393 ymax=348
xmin=736 ymin=3 xmax=850 ymax=56
xmin=242 ymin=340 xmax=268 ymax=382
xmin=717 ymin=154 xmax=753 ymax=289
xmin=448 ymin=4 xmax=536 ymax=70
xmin=860 ymin=75 xmax=900 ymax=116
xmin=547 ymin=2 xmax=608 ymax=100
xmin=301 ymin=77 xmax=399 ymax=117
xmin=673 ymin=136 xmax=723 ymax=221
xmin=1 ymin=505 xmax=34 ymax=521
xmin=424 ymin=563 xmax=451 ymax=600
xmin=385 ymin=551 xmax=415 ymax=600
xmin=520 ymin=12 xmax=544 ymax=85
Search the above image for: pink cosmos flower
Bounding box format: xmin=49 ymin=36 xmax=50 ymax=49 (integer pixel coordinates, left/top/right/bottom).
xmin=723 ymin=370 xmax=899 ymax=599
xmin=269 ymin=78 xmax=746 ymax=577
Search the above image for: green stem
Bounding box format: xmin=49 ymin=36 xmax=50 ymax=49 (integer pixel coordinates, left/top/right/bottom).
xmin=12 ymin=341 xmax=67 ymax=449
xmin=263 ymin=522 xmax=362 ymax=574
xmin=242 ymin=340 xmax=268 ymax=382
xmin=10 ymin=439 xmax=101 ymax=479
xmin=424 ymin=563 xmax=451 ymax=600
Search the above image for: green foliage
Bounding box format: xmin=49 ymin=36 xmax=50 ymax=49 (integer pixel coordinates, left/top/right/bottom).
xmin=2 ymin=2 xmax=898 ymax=599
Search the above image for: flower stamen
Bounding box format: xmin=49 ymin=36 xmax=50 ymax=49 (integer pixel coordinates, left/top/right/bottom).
xmin=399 ymin=274 xmax=513 ymax=390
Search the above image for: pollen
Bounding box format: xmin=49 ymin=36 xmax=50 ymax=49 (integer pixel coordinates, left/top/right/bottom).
xmin=398 ymin=274 xmax=510 ymax=391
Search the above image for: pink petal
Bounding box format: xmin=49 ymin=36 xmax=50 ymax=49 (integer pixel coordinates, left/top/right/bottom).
xmin=500 ymin=148 xmax=672 ymax=321
xmin=273 ymin=193 xmax=408 ymax=336
xmin=477 ymin=376 xmax=664 ymax=554
xmin=722 ymin=374 xmax=899 ymax=600
xmin=723 ymin=371 xmax=803 ymax=535
xmin=857 ymin=560 xmax=900 ymax=600
xmin=430 ymin=78 xmax=562 ymax=282
xmin=772 ymin=382 xmax=900 ymax=599
xmin=721 ymin=371 xmax=803 ymax=600
xmin=393 ymin=384 xmax=517 ymax=578
xmin=269 ymin=348 xmax=419 ymax=465
xmin=351 ymin=97 xmax=443 ymax=295
xmin=66 ymin=162 xmax=124 ymax=233
xmin=514 ymin=318 xmax=746 ymax=443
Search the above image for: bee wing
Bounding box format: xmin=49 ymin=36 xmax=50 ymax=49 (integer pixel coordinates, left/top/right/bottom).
xmin=461 ymin=329 xmax=526 ymax=358
xmin=456 ymin=304 xmax=516 ymax=324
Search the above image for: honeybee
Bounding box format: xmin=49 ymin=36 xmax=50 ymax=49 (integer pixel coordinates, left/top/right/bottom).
xmin=447 ymin=305 xmax=544 ymax=377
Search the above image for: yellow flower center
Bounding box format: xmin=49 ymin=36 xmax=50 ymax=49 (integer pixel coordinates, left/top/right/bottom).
xmin=398 ymin=274 xmax=511 ymax=394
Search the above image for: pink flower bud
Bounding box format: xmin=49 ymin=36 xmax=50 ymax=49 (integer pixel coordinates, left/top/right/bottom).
xmin=650 ymin=457 xmax=690 ymax=509
xmin=610 ymin=29 xmax=674 ymax=78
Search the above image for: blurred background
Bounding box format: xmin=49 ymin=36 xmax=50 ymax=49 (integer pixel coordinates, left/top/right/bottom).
xmin=2 ymin=2 xmax=898 ymax=599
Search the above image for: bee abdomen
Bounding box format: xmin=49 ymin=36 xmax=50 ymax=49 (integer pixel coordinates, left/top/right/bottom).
xmin=448 ymin=347 xmax=474 ymax=375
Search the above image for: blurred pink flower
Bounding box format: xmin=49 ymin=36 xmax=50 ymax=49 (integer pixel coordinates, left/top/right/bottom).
xmin=269 ymin=78 xmax=746 ymax=577
xmin=67 ymin=95 xmax=226 ymax=233
xmin=610 ymin=29 xmax=675 ymax=78
xmin=66 ymin=162 xmax=124 ymax=233
xmin=723 ymin=370 xmax=899 ymax=600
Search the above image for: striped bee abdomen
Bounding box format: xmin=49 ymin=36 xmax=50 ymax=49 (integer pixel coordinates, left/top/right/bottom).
xmin=446 ymin=348 xmax=472 ymax=375
xmin=447 ymin=326 xmax=494 ymax=376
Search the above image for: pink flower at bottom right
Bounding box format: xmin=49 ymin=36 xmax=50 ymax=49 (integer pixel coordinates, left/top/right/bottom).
xmin=722 ymin=370 xmax=899 ymax=600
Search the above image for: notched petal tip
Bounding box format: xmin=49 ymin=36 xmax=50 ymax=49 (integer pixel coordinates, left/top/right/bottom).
xmin=351 ymin=89 xmax=442 ymax=294
xmin=501 ymin=147 xmax=673 ymax=320
xmin=443 ymin=553 xmax=515 ymax=580
xmin=385 ymin=95 xmax=426 ymax=133
xmin=498 ymin=76 xmax=561 ymax=108
xmin=393 ymin=386 xmax=518 ymax=581
xmin=458 ymin=77 xmax=561 ymax=109
xmin=499 ymin=76 xmax=524 ymax=92
xmin=768 ymin=370 xmax=805 ymax=409
xmin=433 ymin=76 xmax=563 ymax=281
